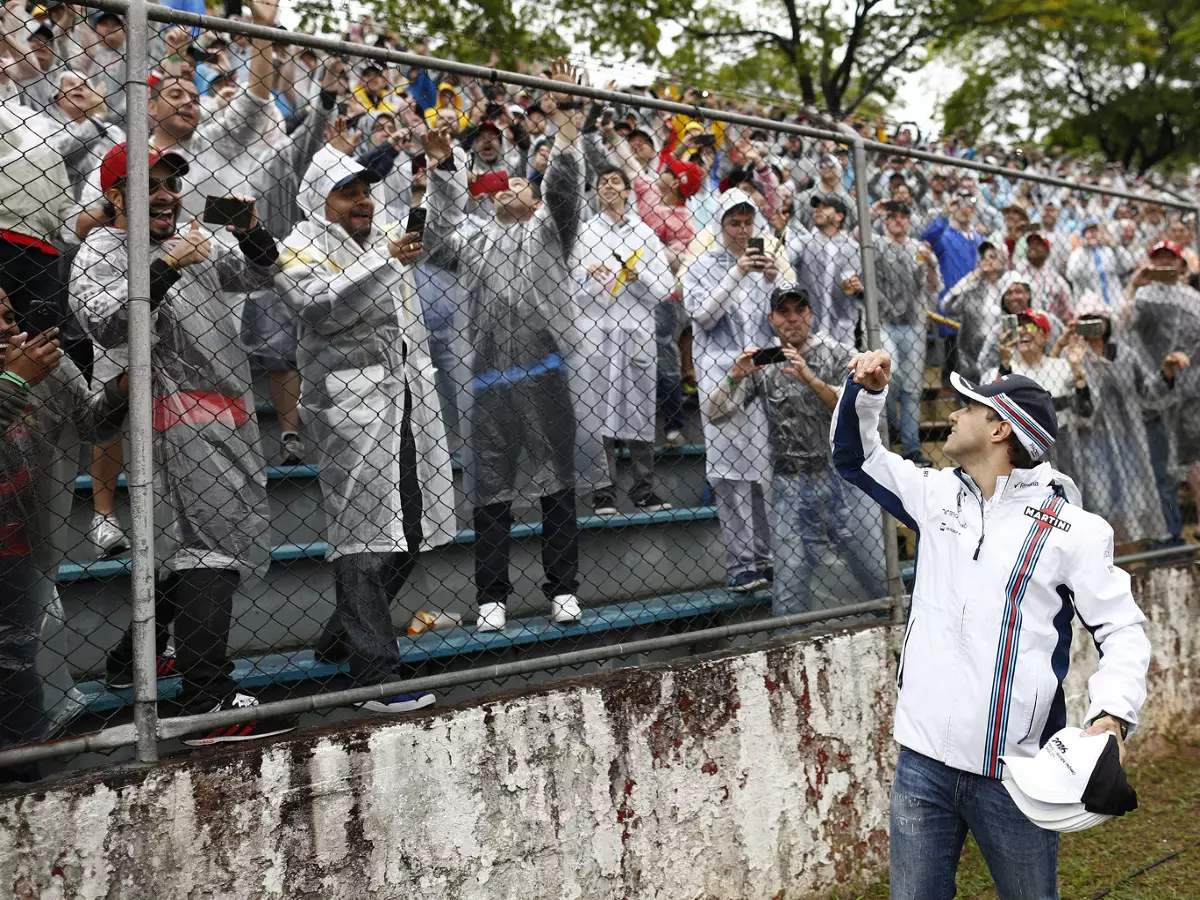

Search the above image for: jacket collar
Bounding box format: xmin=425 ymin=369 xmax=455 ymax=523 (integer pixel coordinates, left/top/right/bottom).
xmin=955 ymin=462 xmax=1061 ymax=505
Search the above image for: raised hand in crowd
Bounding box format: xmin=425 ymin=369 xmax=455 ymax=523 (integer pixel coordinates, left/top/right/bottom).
xmin=249 ymin=0 xmax=280 ymax=25
xmin=325 ymin=116 xmax=360 ymax=156
xmin=165 ymin=219 xmax=212 ymax=270
xmin=841 ymin=274 xmax=864 ymax=295
xmin=1162 ymin=351 xmax=1191 ymax=379
xmin=320 ymin=56 xmax=346 ymax=93
xmin=420 ymin=127 xmax=455 ymax=167
xmin=848 ymin=350 xmax=892 ymax=391
xmin=4 ymin=328 xmax=62 ymax=387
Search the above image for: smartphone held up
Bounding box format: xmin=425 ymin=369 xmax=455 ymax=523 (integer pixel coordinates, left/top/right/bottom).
xmin=202 ymin=195 xmax=254 ymax=231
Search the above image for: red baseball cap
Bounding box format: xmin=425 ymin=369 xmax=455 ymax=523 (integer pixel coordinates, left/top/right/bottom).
xmin=100 ymin=142 xmax=190 ymax=193
xmin=1018 ymin=307 xmax=1052 ymax=335
xmin=469 ymin=170 xmax=510 ymax=198
xmin=664 ymin=155 xmax=703 ymax=199
xmin=1149 ymin=240 xmax=1183 ymax=260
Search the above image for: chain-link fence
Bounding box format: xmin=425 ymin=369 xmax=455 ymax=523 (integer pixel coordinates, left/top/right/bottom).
xmin=0 ymin=0 xmax=1196 ymax=777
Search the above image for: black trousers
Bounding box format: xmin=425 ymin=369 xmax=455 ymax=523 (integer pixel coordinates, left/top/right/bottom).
xmin=109 ymin=569 xmax=241 ymax=713
xmin=473 ymin=488 xmax=579 ymax=607
xmin=318 ymin=385 xmax=424 ymax=684
xmin=0 ymin=239 xmax=92 ymax=378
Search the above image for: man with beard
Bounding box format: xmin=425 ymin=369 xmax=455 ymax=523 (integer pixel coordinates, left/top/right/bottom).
xmin=277 ymin=145 xmax=456 ymax=712
xmin=421 ymin=59 xmax=607 ymax=633
xmin=69 ymin=144 xmax=294 ymax=745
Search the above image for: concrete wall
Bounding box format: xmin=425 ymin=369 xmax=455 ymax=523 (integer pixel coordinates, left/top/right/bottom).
xmin=2 ymin=562 xmax=1198 ymax=900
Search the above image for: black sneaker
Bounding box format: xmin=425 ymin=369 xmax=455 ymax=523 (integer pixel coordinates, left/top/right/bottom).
xmin=634 ymin=493 xmax=673 ymax=513
xmin=105 ymin=647 xmax=177 ymax=690
xmin=180 ymin=693 xmax=297 ymax=747
xmin=593 ymin=493 xmax=619 ymax=516
xmin=729 ymin=572 xmax=769 ymax=593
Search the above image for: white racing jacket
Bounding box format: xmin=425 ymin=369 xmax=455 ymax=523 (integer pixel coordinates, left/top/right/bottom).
xmin=830 ymin=379 xmax=1151 ymax=778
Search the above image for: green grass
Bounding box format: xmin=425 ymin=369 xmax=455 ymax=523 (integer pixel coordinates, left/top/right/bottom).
xmin=834 ymin=744 xmax=1200 ymax=900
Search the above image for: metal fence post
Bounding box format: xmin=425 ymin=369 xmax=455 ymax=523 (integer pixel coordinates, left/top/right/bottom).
xmin=124 ymin=0 xmax=159 ymax=763
xmin=852 ymin=136 xmax=905 ymax=621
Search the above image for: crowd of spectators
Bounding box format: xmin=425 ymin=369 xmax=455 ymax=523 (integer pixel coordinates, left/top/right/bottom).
xmin=0 ymin=1 xmax=1198 ymax=771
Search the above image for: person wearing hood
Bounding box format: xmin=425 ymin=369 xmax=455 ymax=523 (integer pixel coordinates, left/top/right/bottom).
xmin=683 ymin=187 xmax=792 ymax=593
xmin=1128 ymin=242 xmax=1200 ymax=544
xmin=69 ymin=143 xmax=294 ymax=745
xmin=0 ymin=293 xmax=128 ymax=779
xmin=420 ymin=59 xmax=607 ymax=634
xmin=1013 ymin=230 xmax=1073 ymax=322
xmin=277 ymin=144 xmax=456 ymax=712
xmin=793 ymin=153 xmax=856 ymax=230
xmin=785 ymin=192 xmax=864 ymax=349
xmin=976 ymin=274 xmax=1066 ymax=377
xmin=1067 ymin=294 xmax=1186 ymax=544
xmin=1066 ymin=220 xmax=1135 ymax=311
xmin=422 ymin=81 xmax=469 ymax=132
xmin=573 ymin=165 xmax=676 ymax=515
xmin=983 ymin=307 xmax=1089 ymax=485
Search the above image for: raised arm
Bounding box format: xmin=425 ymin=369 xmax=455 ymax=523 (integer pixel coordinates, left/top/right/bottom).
xmin=830 ymin=350 xmax=936 ymax=532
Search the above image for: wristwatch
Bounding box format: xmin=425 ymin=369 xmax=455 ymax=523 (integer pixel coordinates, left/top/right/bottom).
xmin=1094 ymin=713 xmax=1130 ymax=740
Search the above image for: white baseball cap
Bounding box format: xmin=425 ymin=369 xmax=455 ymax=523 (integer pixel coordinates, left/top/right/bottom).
xmin=1000 ymin=726 xmax=1137 ymax=832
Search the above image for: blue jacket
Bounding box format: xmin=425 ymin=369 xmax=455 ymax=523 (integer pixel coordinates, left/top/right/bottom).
xmin=922 ymin=216 xmax=984 ymax=336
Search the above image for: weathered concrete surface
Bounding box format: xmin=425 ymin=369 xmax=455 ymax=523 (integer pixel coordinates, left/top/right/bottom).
xmin=1 ymin=626 xmax=896 ymax=900
xmin=1 ymin=562 xmax=1197 ymax=900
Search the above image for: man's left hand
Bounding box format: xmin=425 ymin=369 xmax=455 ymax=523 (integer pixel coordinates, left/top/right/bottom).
xmin=1081 ymin=715 xmax=1127 ymax=766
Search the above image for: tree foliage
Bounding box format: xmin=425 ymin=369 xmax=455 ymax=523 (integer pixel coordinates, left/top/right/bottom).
xmin=939 ymin=0 xmax=1200 ymax=172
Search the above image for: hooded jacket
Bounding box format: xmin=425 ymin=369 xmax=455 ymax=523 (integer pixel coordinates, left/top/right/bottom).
xmin=424 ymin=143 xmax=608 ymax=505
xmin=69 ymin=224 xmax=277 ymax=576
xmin=277 ymin=146 xmax=456 ymax=557
xmin=831 ymin=379 xmax=1150 ymax=779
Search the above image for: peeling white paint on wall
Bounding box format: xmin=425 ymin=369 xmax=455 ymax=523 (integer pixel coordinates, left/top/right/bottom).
xmin=1 ymin=563 xmax=1196 ymax=900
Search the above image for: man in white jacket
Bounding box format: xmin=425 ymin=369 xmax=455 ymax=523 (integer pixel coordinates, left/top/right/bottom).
xmin=831 ymin=353 xmax=1150 ymax=897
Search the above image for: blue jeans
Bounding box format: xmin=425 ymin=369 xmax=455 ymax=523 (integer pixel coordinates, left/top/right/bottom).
xmin=882 ymin=323 xmax=926 ymax=456
xmin=890 ymin=749 xmax=1059 ymax=900
xmin=1145 ymin=416 xmax=1183 ymax=539
xmin=769 ymin=467 xmax=887 ymax=616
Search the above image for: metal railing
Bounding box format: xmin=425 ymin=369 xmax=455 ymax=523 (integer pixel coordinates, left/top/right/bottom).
xmin=0 ymin=0 xmax=1195 ymax=773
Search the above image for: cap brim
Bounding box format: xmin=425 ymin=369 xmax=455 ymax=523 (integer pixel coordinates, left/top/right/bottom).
xmin=331 ymin=170 xmax=382 ymax=190
xmin=1002 ymin=776 xmax=1089 ymax=822
xmin=149 ymin=151 xmax=191 ymax=178
xmin=1001 ymin=754 xmax=1089 ymax=805
xmin=949 ymin=371 xmax=997 ymax=412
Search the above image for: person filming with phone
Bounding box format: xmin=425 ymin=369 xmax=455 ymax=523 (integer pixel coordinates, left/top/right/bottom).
xmin=683 ymin=187 xmax=794 ymax=593
xmin=704 ymin=283 xmax=886 ymax=617
xmin=276 ymin=144 xmax=456 ymax=713
xmin=69 ymin=143 xmax=295 ymax=745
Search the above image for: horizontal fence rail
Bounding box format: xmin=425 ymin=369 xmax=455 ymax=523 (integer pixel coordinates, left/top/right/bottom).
xmin=0 ymin=0 xmax=1195 ymax=777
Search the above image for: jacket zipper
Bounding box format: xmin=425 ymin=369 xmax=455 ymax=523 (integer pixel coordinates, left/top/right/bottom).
xmin=955 ymin=471 xmax=987 ymax=560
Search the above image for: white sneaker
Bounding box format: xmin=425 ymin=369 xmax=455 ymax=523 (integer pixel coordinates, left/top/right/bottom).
xmin=663 ymin=430 xmax=686 ymax=448
xmin=551 ymin=594 xmax=582 ymax=623
xmin=279 ymin=432 xmax=307 ymax=466
xmin=89 ymin=513 xmax=130 ymax=557
xmin=476 ymin=601 xmax=507 ymax=632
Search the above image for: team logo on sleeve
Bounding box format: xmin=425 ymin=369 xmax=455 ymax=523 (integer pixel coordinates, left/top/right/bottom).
xmin=1024 ymin=506 xmax=1071 ymax=532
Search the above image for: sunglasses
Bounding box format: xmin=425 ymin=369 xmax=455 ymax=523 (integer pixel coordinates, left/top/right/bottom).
xmin=1017 ymin=323 xmax=1043 ymax=334
xmin=148 ymin=175 xmax=183 ymax=193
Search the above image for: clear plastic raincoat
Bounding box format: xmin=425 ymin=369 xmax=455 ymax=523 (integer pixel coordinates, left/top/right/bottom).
xmin=69 ymin=226 xmax=275 ymax=579
xmin=424 ymin=144 xmax=607 ymax=506
xmin=277 ymin=146 xmax=456 ymax=559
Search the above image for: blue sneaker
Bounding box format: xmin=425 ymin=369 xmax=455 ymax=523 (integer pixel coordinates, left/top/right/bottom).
xmin=729 ymin=572 xmax=769 ymax=593
xmin=358 ymin=692 xmax=436 ymax=713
